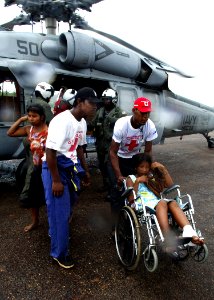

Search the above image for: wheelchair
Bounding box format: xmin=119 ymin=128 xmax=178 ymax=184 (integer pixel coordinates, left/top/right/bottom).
xmin=115 ymin=183 xmax=208 ymax=272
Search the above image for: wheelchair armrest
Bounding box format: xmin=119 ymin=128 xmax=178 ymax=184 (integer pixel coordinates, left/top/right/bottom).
xmin=120 ymin=187 xmax=134 ymax=201
xmin=162 ymin=184 xmax=180 ymax=196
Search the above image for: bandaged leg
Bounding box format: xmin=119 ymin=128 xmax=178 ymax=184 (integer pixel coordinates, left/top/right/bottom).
xmin=182 ymin=224 xmax=204 ymax=246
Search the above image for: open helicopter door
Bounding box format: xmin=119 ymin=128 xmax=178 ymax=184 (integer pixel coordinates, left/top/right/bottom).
xmin=0 ymin=77 xmax=25 ymax=160
xmin=110 ymin=82 xmax=164 ymax=145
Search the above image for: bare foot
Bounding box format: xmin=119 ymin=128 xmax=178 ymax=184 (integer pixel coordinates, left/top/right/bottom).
xmin=24 ymin=222 xmax=39 ymax=232
xmin=191 ymin=235 xmax=204 ymax=246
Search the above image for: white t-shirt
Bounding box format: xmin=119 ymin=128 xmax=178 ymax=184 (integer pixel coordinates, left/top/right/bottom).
xmin=44 ymin=110 xmax=87 ymax=163
xmin=112 ymin=116 xmax=158 ymax=158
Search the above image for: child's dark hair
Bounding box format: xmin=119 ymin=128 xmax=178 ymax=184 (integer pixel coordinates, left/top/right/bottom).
xmin=27 ymin=104 xmax=46 ymax=120
xmin=133 ymin=153 xmax=152 ymax=169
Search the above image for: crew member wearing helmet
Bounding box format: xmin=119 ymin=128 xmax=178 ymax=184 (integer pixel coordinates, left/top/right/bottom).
xmin=19 ymin=82 xmax=54 ymax=208
xmin=34 ymin=81 xmax=54 ymax=124
xmin=53 ymin=88 xmax=77 ymax=116
xmin=89 ymin=88 xmax=126 ymax=194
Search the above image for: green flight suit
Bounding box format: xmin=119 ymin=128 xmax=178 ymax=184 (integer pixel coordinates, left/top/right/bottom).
xmin=90 ymin=106 xmax=126 ymax=186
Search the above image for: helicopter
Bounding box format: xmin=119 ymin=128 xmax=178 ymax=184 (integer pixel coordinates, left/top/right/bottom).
xmin=0 ymin=0 xmax=214 ymax=175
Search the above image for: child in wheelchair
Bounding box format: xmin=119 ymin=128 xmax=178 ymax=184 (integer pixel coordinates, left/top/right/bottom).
xmin=115 ymin=152 xmax=207 ymax=271
xmin=125 ymin=153 xmax=204 ymax=249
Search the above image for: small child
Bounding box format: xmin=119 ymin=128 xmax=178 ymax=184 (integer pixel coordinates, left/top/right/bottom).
xmin=126 ymin=153 xmax=204 ymax=246
xmin=7 ymin=104 xmax=48 ymax=232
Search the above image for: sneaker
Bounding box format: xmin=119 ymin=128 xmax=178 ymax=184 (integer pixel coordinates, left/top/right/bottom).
xmin=53 ymin=256 xmax=74 ymax=269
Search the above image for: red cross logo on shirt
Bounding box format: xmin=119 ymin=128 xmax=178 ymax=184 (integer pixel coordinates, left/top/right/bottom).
xmin=125 ymin=139 xmax=139 ymax=151
xmin=69 ymin=136 xmax=78 ymax=152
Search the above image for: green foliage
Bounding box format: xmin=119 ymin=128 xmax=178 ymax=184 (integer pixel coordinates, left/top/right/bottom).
xmin=1 ymin=90 xmax=16 ymax=96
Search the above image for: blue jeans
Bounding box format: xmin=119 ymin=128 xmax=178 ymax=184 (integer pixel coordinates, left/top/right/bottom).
xmin=42 ymin=156 xmax=81 ymax=259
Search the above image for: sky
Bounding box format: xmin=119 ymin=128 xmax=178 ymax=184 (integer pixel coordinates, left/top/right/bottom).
xmin=0 ymin=0 xmax=213 ymax=107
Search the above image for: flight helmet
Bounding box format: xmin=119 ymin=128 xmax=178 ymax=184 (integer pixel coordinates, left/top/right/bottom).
xmin=63 ymin=88 xmax=77 ymax=105
xmin=35 ymin=82 xmax=54 ymax=101
xmin=53 ymin=88 xmax=77 ymax=116
xmin=101 ymin=88 xmax=118 ymax=104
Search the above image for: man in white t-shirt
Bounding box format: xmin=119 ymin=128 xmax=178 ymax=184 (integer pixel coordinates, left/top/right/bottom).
xmin=42 ymin=87 xmax=101 ymax=269
xmin=109 ymin=97 xmax=158 ymax=184
xmin=108 ymin=97 xmax=158 ymax=225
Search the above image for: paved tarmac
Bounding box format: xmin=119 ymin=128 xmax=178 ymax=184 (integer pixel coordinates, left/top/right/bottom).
xmin=0 ymin=134 xmax=213 ymax=300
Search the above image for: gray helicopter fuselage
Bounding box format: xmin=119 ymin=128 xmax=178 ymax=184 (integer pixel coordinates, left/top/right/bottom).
xmin=0 ymin=29 xmax=214 ymax=161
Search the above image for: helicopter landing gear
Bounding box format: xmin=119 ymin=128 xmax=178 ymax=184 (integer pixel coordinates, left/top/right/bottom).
xmin=203 ymin=133 xmax=214 ymax=148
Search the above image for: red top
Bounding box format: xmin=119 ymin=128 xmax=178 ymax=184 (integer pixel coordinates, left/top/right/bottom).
xmin=28 ymin=126 xmax=48 ymax=165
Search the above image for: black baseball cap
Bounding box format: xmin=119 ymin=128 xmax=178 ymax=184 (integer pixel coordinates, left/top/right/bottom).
xmin=75 ymin=87 xmax=101 ymax=103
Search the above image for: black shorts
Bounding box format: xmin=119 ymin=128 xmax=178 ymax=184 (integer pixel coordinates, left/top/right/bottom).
xmin=118 ymin=156 xmax=137 ymax=177
xmin=28 ymin=165 xmax=45 ymax=208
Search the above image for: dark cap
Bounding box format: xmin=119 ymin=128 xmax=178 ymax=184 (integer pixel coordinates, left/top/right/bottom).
xmin=75 ymin=87 xmax=101 ymax=103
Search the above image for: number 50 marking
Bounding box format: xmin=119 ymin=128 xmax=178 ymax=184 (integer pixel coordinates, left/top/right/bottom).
xmin=17 ymin=40 xmax=39 ymax=56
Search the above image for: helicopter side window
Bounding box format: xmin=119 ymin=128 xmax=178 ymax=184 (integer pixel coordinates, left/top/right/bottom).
xmin=117 ymin=87 xmax=138 ymax=115
xmin=143 ymin=91 xmax=161 ymax=123
xmin=0 ymin=80 xmax=20 ymax=123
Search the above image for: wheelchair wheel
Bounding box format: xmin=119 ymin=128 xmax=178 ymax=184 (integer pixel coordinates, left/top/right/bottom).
xmin=115 ymin=206 xmax=142 ymax=270
xmin=143 ymin=247 xmax=158 ymax=272
xmin=189 ymin=244 xmax=208 ymax=263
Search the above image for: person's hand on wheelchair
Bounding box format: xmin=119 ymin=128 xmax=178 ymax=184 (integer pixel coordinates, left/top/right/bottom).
xmin=117 ymin=175 xmax=126 ymax=188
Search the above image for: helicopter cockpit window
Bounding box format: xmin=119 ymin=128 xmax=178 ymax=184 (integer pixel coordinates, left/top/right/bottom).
xmin=0 ymin=80 xmax=19 ymax=123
